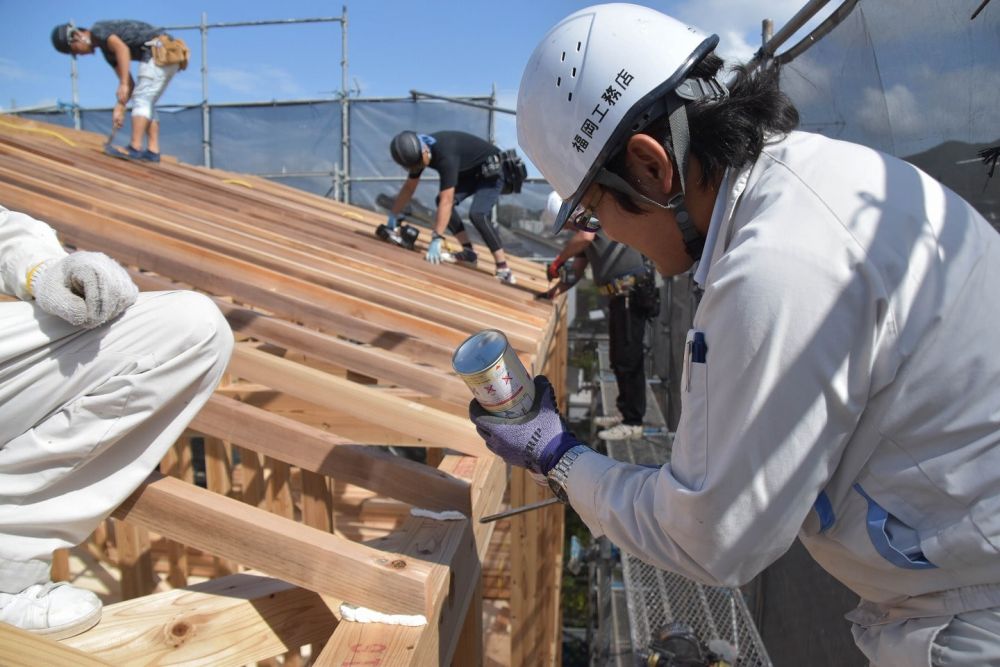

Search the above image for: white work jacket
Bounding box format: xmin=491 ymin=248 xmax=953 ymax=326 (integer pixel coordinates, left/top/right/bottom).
xmin=567 ymin=131 xmax=1000 ymax=651
xmin=0 ymin=206 xmax=67 ymax=300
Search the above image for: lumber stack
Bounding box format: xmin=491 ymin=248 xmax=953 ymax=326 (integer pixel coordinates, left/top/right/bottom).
xmin=0 ymin=115 xmax=568 ymax=666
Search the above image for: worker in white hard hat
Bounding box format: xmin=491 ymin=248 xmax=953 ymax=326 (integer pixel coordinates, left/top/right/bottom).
xmin=0 ymin=206 xmax=233 ymax=639
xmin=470 ymin=4 xmax=1000 ymax=665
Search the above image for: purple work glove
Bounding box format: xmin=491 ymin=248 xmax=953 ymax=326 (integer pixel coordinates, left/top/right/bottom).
xmin=469 ymin=375 xmax=584 ymax=475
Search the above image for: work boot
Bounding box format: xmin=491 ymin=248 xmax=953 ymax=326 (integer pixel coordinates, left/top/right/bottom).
xmin=452 ymin=249 xmax=478 ymax=266
xmin=593 ymin=414 xmax=623 ymax=428
xmin=495 ymin=267 xmax=517 ymax=285
xmin=0 ymin=581 xmax=102 ymax=640
xmin=597 ymin=423 xmax=644 ymax=441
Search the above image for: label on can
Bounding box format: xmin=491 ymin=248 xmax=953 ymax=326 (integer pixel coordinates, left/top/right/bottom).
xmin=453 ymin=329 xmax=535 ymax=418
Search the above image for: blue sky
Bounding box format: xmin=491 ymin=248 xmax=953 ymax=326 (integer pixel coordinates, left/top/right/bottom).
xmin=1 ymin=1 xmax=828 ymax=109
xmin=1 ymin=0 xmax=837 ymax=175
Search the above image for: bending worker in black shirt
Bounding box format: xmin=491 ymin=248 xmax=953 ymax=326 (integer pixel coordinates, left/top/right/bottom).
xmin=387 ymin=130 xmax=517 ymax=285
xmin=543 ymin=192 xmax=658 ymax=440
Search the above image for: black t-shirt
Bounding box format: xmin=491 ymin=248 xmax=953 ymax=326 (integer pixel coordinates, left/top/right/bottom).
xmin=90 ymin=20 xmax=164 ymax=67
xmin=408 ymin=131 xmax=500 ymax=190
xmin=585 ymin=230 xmax=648 ymax=287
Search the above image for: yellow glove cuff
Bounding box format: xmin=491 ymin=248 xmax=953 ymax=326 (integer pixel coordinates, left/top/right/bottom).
xmin=25 ymin=261 xmax=47 ymax=298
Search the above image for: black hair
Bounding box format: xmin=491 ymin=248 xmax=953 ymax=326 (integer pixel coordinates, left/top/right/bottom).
xmin=606 ymin=53 xmax=799 ymax=213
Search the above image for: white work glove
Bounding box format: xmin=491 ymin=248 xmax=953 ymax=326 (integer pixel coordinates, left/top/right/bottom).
xmin=30 ymin=251 xmax=138 ymax=328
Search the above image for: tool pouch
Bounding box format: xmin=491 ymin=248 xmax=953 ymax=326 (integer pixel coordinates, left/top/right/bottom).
xmin=633 ymin=276 xmax=660 ymax=318
xmin=150 ymin=35 xmax=190 ymax=70
xmin=480 ymin=149 xmax=527 ymax=194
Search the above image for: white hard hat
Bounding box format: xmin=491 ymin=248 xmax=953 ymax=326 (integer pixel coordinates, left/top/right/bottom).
xmin=540 ymin=190 xmax=563 ymax=228
xmin=517 ymin=3 xmax=719 ymax=233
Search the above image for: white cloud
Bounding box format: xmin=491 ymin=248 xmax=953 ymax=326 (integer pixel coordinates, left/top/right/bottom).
xmin=674 ymin=0 xmax=842 ymax=65
xmin=0 ymin=57 xmax=30 ymax=81
xmin=211 ymin=66 xmax=303 ymax=97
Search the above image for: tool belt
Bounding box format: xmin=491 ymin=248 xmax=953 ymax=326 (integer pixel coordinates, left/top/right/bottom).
xmin=602 ymin=272 xmax=660 ymax=317
xmin=599 ymin=272 xmax=649 ymax=296
xmin=149 ymin=35 xmax=190 ymax=70
xmin=480 ymin=148 xmax=528 ymax=194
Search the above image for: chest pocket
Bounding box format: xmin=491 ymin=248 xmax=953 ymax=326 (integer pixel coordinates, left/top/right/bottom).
xmin=673 ymin=328 xmax=709 ymax=490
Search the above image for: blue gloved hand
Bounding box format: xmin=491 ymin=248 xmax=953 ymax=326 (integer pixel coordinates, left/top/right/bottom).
xmin=469 ymin=375 xmax=584 ymax=475
xmin=386 ymin=213 xmax=399 ymax=231
xmin=426 ymin=235 xmax=443 ymax=264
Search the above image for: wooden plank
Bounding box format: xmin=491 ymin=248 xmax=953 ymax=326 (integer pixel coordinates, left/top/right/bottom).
xmin=130 ymin=272 xmax=459 ymax=373
xmin=203 ymin=436 xmax=238 ymax=577
xmin=132 ymin=271 xmax=470 ymax=402
xmin=228 ymin=344 xmax=485 ymax=455
xmin=0 ymin=154 xmax=550 ymax=349
xmin=453 ymin=577 xmax=485 ymax=667
xmin=0 ymin=182 xmax=473 ymax=354
xmin=191 ymin=394 xmax=471 ymax=514
xmin=0 ymin=130 xmax=551 ymax=314
xmin=111 ymin=473 xmax=433 ymax=616
xmin=0 ymin=623 xmax=111 ymax=667
xmin=320 ymin=516 xmax=479 ymax=667
xmin=114 ymin=520 xmax=155 ymax=600
xmin=62 ymin=572 xmax=337 ymax=666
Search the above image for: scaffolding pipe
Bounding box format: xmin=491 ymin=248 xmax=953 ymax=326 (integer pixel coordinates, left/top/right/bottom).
xmin=341 ymin=4 xmax=350 ymax=203
xmin=69 ymin=19 xmax=81 ymax=130
xmin=200 ymin=12 xmax=210 ymax=167
xmin=762 ymin=18 xmax=774 ymax=49
xmin=71 ymin=57 xmax=81 ymax=130
xmin=772 ymin=0 xmax=861 ymax=66
xmin=752 ymin=0 xmax=832 ymax=62
xmin=409 ymin=90 xmax=516 ymax=115
xmin=160 ymin=12 xmax=348 ymax=170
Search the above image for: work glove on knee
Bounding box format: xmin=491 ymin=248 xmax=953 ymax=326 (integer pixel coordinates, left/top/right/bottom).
xmin=469 ymin=375 xmax=583 ymax=476
xmin=30 ymin=251 xmax=139 ymax=329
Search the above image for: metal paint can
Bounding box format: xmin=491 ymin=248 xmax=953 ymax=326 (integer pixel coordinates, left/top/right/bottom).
xmin=452 ymin=329 xmax=535 ymax=419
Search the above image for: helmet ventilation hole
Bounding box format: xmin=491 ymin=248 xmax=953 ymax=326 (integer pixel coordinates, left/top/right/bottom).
xmin=568 ymin=92 xmax=573 ymax=102
xmin=561 ymin=51 xmax=566 ymax=62
xmin=572 ymin=67 xmax=577 ymax=77
xmin=557 ymin=76 xmax=562 ymax=86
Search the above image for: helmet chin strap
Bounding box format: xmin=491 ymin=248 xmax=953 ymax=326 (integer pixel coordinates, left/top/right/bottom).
xmin=663 ymin=98 xmax=704 ymax=261
xmin=662 ymin=76 xmax=728 ymax=262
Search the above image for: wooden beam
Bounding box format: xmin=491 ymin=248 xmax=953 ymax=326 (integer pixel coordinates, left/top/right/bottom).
xmin=319 ymin=516 xmax=479 ymax=667
xmin=112 ymin=473 xmax=433 ymax=616
xmin=228 ymin=344 xmax=485 ymax=455
xmin=191 ymin=394 xmax=471 ymax=514
xmin=131 ymin=270 xmax=463 ymax=386
xmin=0 ymin=623 xmax=111 ymax=667
xmin=62 ymin=572 xmax=337 ymax=666
xmin=0 ymin=182 xmax=471 ymax=353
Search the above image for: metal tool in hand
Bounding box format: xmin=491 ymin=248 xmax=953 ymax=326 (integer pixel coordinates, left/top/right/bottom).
xmin=479 ymin=496 xmax=561 ymax=523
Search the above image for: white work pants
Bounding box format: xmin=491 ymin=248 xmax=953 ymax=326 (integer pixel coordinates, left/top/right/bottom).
xmin=0 ymin=291 xmax=232 ymax=593
xmin=131 ymin=60 xmax=178 ymax=121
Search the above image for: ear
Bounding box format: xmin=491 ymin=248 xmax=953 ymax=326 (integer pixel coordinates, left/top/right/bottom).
xmin=625 ymin=134 xmax=675 ymax=197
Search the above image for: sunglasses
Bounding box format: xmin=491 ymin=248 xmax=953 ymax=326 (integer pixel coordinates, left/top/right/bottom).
xmin=564 ymin=168 xmax=684 ymax=233
xmin=566 ymin=187 xmax=604 ymax=232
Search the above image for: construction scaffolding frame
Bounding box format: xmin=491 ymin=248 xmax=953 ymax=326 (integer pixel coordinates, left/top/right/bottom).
xmin=30 ymin=9 xmax=543 ymax=208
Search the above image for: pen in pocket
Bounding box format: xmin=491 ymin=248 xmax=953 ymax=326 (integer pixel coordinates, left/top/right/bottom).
xmin=692 ymin=331 xmax=707 ymax=363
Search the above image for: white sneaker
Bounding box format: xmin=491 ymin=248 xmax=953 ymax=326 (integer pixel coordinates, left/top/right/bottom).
xmin=593 ymin=414 xmax=622 ymax=428
xmin=598 ymin=423 xmax=644 ymax=441
xmin=495 ymin=268 xmax=517 ymax=285
xmin=0 ymin=582 xmax=102 ymax=640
